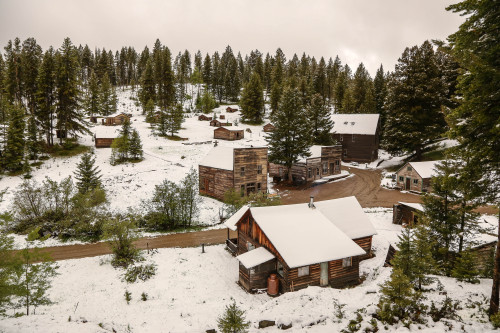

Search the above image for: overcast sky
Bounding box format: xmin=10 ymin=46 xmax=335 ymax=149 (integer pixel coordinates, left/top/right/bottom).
xmin=0 ymin=0 xmax=465 ymax=76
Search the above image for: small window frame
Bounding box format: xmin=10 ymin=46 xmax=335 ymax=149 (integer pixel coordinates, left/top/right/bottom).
xmin=297 ymin=265 xmax=310 ymax=277
xmin=342 ymin=257 xmax=352 ymax=268
xmin=257 ymin=165 xmax=262 ymax=175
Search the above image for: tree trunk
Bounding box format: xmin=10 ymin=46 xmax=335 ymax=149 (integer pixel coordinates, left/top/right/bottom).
xmin=458 ymin=201 xmax=466 ymax=254
xmin=489 ymin=207 xmax=500 ymax=316
xmin=415 ymin=145 xmax=422 ymax=161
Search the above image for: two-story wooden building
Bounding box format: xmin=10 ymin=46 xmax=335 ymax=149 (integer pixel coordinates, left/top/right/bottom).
xmin=330 ymin=114 xmax=380 ymax=162
xmin=395 ymin=160 xmax=442 ymax=192
xmin=268 ymin=145 xmax=342 ymax=183
xmin=199 ymin=146 xmax=268 ymax=201
xmin=224 ymin=196 xmax=377 ymax=293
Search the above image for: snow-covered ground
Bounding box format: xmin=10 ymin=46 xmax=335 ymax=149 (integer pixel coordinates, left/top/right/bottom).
xmin=1 ymin=209 xmax=497 ymax=333
xmin=0 ymin=88 xmax=272 ymax=235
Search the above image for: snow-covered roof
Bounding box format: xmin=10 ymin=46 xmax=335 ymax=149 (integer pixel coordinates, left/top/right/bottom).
xmin=315 ymin=196 xmax=378 ymax=239
xmin=94 ymin=127 xmax=120 ymax=138
xmin=297 ymin=145 xmax=322 ymax=163
xmin=214 ymin=126 xmax=245 ymax=131
xmin=330 ymin=114 xmax=380 ymax=135
xmin=249 ymin=204 xmax=365 ymax=268
xmin=199 ymin=146 xmax=234 ymax=171
xmin=224 ymin=205 xmax=250 ymax=231
xmin=236 ymin=247 xmax=275 ymax=269
xmin=398 ymin=202 xmax=424 ymax=212
xmin=408 ymin=160 xmax=443 ymax=179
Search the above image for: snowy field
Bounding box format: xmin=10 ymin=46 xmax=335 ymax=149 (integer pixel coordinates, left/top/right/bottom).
xmin=0 ymin=88 xmax=272 ymax=236
xmin=1 ymin=209 xmax=497 ymax=333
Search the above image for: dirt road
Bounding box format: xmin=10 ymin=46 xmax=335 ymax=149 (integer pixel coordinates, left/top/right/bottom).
xmin=277 ymin=166 xmax=422 ymax=207
xmin=37 ymin=228 xmax=236 ymax=262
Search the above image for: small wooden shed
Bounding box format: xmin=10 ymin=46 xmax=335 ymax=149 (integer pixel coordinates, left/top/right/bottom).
xmin=198 ymin=114 xmax=212 ymax=121
xmin=104 ymin=113 xmax=130 ymax=126
xmin=214 ymin=127 xmax=244 ymax=141
xmin=392 ymin=202 xmax=423 ymax=226
xmin=263 ymin=123 xmax=275 ymax=132
xmin=95 ymin=127 xmax=120 ymax=148
xmin=210 ymin=119 xmax=222 ymax=127
xmin=226 ymin=107 xmax=238 ymax=113
xmin=395 ymin=160 xmax=443 ymax=192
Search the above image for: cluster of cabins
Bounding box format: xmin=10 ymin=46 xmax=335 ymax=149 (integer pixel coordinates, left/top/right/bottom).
xmin=92 ymin=113 xmax=131 ymax=148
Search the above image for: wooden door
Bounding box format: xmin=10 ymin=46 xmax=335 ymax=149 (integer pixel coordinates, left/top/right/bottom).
xmin=320 ymin=262 xmax=329 ymax=286
xmin=405 ymin=178 xmax=411 ymax=190
xmin=330 ymin=163 xmax=334 ymax=174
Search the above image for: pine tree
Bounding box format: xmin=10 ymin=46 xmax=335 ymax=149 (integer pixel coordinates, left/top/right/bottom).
xmin=139 ymin=58 xmax=155 ymax=110
xmin=377 ymin=268 xmax=425 ymax=325
xmin=333 ymin=65 xmax=351 ymax=112
xmin=269 ymin=82 xmax=282 ymax=114
xmin=373 ymin=64 xmax=387 ymax=137
xmin=0 ymin=227 xmax=20 ymax=315
xmin=157 ymin=47 xmax=176 ymax=111
xmin=55 ymin=37 xmax=89 ymax=144
xmin=22 ymin=153 xmax=32 ymax=179
xmin=3 ymin=38 xmax=23 ymax=105
xmin=36 ymin=47 xmax=57 ymax=146
xmin=74 ymin=152 xmax=102 ymax=194
xmin=307 ymin=93 xmax=333 ymax=145
xmin=445 ymin=0 xmax=499 ymax=314
xmin=3 ymin=103 xmax=26 ymax=171
xmin=159 ymin=104 xmax=184 ymax=137
xmin=21 ymin=37 xmax=42 ymax=117
xmin=98 ymin=73 xmax=115 ymax=116
xmin=266 ymin=86 xmax=311 ymax=182
xmin=351 ymin=63 xmax=376 ymax=113
xmin=217 ymin=301 xmax=250 ymax=333
xmin=200 ymin=90 xmax=216 ymax=114
xmin=383 ymin=41 xmax=447 ymax=160
xmin=26 ymin=115 xmax=39 ymax=160
xmin=452 ymin=249 xmax=480 ymax=284
xmin=239 ymin=72 xmax=264 ymax=123
xmin=128 ymin=129 xmax=143 ymax=160
xmin=85 ymin=70 xmax=100 ymax=116
xmin=202 ymin=53 xmax=212 ymax=91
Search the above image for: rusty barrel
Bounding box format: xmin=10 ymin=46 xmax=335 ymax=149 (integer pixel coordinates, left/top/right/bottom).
xmin=267 ymin=273 xmax=279 ymax=296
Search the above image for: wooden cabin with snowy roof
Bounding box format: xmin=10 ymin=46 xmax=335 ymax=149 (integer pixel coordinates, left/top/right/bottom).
xmin=214 ymin=126 xmax=244 ymax=141
xmin=199 ymin=146 xmax=267 ymax=201
xmin=224 ymin=196 xmax=377 ymax=293
xmin=104 ymin=113 xmax=130 ymax=126
xmin=94 ymin=127 xmax=120 ymax=148
xmin=393 ymin=201 xmax=424 ymax=226
xmin=395 ymin=160 xmax=442 ymax=192
xmin=330 ymin=114 xmax=380 ymax=162
xmin=226 ymin=107 xmax=238 ymax=113
xmin=198 ymin=114 xmax=212 ymax=121
xmin=269 ymin=145 xmax=342 ymax=183
xmin=263 ymin=123 xmax=275 ymax=132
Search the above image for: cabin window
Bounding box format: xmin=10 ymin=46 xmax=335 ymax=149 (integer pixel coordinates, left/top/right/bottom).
xmin=342 ymin=257 xmax=352 ymax=267
xmin=277 ymin=261 xmax=284 ymax=277
xmin=308 ymin=168 xmax=312 ymax=178
xmin=247 ymin=183 xmax=255 ymax=194
xmin=257 ymin=165 xmax=262 ymax=174
xmin=413 ymin=179 xmax=418 ymax=185
xmin=399 ymin=176 xmax=404 ymax=182
xmin=297 ymin=266 xmax=310 ymax=277
xmin=240 ymin=185 xmax=245 ymax=197
xmin=240 ymin=167 xmax=245 ymax=176
xmin=340 ymin=135 xmax=343 ymax=142
xmin=257 ymin=183 xmax=261 ymax=192
xmin=247 ymin=242 xmax=255 ymax=251
xmin=316 ymin=168 xmax=320 ymax=176
xmin=323 ymin=163 xmax=328 ymax=174
xmin=407 ymin=166 xmax=412 ymax=171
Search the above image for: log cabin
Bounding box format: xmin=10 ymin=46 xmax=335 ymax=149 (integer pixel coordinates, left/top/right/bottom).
xmin=392 ymin=202 xmax=423 ymax=226
xmin=224 ymin=196 xmax=377 ymax=293
xmin=214 ymin=127 xmax=244 ymax=141
xmin=198 ymin=114 xmax=212 ymax=121
xmin=104 ymin=113 xmax=130 ymax=126
xmin=226 ymin=107 xmax=239 ymax=113
xmin=395 ymin=160 xmax=443 ymax=193
xmin=199 ymin=146 xmax=267 ymax=201
xmin=210 ymin=119 xmax=222 ymax=127
xmin=330 ymin=114 xmax=380 ymax=163
xmin=268 ymin=145 xmax=342 ymax=183
xmin=263 ymin=123 xmax=275 ymax=132
xmin=94 ymin=127 xmax=120 ymax=148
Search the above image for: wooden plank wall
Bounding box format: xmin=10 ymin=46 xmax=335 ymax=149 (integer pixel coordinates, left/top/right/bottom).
xmin=95 ymin=138 xmax=115 ymax=148
xmin=353 ymin=236 xmax=373 ymax=261
xmin=329 ymin=257 xmax=360 ymax=288
xmin=214 ymin=128 xmax=244 ymax=140
xmin=332 ymin=133 xmax=379 ymax=163
xmin=198 ymin=165 xmax=233 ymax=200
xmin=233 ymin=148 xmax=268 ymax=195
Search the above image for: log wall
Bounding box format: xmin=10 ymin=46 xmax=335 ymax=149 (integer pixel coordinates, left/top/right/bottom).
xmin=95 ymin=138 xmax=115 ymax=148
xmin=353 ymin=236 xmax=373 ymax=261
xmin=233 ymin=148 xmax=268 ymax=196
xmin=214 ymin=127 xmax=244 ymax=140
xmin=332 ymin=133 xmax=379 ymax=163
xmin=198 ymin=165 xmax=233 ymax=200
xmin=392 ymin=204 xmax=420 ymax=225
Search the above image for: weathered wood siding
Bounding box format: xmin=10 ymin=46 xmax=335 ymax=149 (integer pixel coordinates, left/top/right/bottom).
xmin=198 ymin=165 xmax=233 ymax=200
xmin=263 ymin=123 xmax=275 ymax=132
xmin=332 ymin=133 xmax=379 ymax=163
xmin=395 ymin=162 xmax=432 ymax=192
xmin=238 ymin=260 xmax=277 ymax=292
xmin=392 ymin=204 xmax=420 ymax=225
xmin=236 ymin=212 xmax=361 ymax=292
xmin=214 ymin=127 xmax=244 ymax=141
xmin=95 ymin=138 xmax=115 ymax=148
xmin=353 ymin=236 xmax=373 ymax=261
xmin=234 ymin=148 xmax=268 ymax=196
